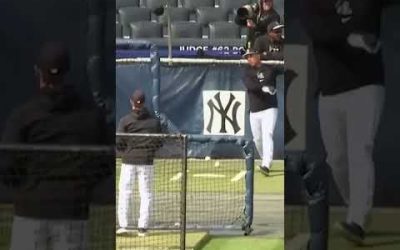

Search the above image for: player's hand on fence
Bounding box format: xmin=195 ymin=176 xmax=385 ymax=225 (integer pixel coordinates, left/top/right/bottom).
xmin=347 ymin=33 xmax=381 ymax=54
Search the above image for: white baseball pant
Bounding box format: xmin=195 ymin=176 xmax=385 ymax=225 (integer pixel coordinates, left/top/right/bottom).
xmin=319 ymin=85 xmax=384 ymax=228
xmin=9 ymin=216 xmax=88 ymax=250
xmin=250 ymin=107 xmax=278 ymax=168
xmin=117 ymin=163 xmax=153 ymax=229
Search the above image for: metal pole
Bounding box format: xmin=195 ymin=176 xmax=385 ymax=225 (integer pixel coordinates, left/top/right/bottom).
xmin=243 ymin=140 xmax=254 ymax=235
xmin=166 ymin=1 xmax=173 ymax=65
xmin=116 ymin=58 xmax=284 ymax=65
xmin=180 ymin=134 xmax=188 ymax=250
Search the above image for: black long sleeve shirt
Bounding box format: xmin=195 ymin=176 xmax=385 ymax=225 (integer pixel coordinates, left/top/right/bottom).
xmin=301 ymin=0 xmax=384 ymax=95
xmin=1 ymin=86 xmax=111 ymax=220
xmin=116 ymin=107 xmax=162 ymax=165
xmin=243 ymin=65 xmax=278 ymax=113
xmin=254 ymin=36 xmax=284 ymax=62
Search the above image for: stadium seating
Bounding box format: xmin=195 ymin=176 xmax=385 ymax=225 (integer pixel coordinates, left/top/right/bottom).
xmin=115 ymin=0 xmax=283 ymax=45
xmin=117 ymin=0 xmax=140 ymax=9
xmin=158 ymin=7 xmax=191 ymax=25
xmin=209 ymin=21 xmax=240 ymax=39
xmin=218 ymin=0 xmax=251 ymax=14
xmin=143 ymin=0 xmax=178 ymax=9
xmin=116 ymin=23 xmax=123 ymax=38
xmin=182 ymin=0 xmax=215 ymax=10
xmin=171 ymin=22 xmax=202 ymax=38
xmin=196 ymin=7 xmax=228 ymax=26
xmin=118 ymin=7 xmax=151 ymax=37
xmin=274 ymin=0 xmax=284 ymax=17
xmin=130 ymin=21 xmax=163 ymax=38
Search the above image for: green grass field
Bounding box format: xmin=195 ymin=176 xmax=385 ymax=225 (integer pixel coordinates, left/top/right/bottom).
xmin=201 ymin=237 xmax=284 ymax=250
xmin=115 ymin=159 xmax=284 ymax=250
xmin=199 ymin=160 xmax=284 ymax=250
xmin=117 ymin=231 xmax=209 ymax=250
xmin=0 ymin=205 xmax=115 ymax=250
xmin=0 ymin=159 xmax=284 ymax=250
xmin=115 ymin=159 xmax=284 ymax=194
xmin=286 ymin=206 xmax=400 ymax=250
xmin=254 ymin=160 xmax=284 ymax=194
xmin=116 ymin=158 xmax=252 ymax=193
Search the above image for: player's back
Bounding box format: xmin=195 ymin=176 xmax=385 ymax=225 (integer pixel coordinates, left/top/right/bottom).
xmin=1 ymin=84 xmax=110 ymax=220
xmin=117 ymin=107 xmax=162 ymax=165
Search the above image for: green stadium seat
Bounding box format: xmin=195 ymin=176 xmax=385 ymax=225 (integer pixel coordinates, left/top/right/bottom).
xmin=171 ymin=21 xmax=202 ymax=38
xmin=143 ymin=0 xmax=178 ymax=9
xmin=118 ymin=7 xmax=151 ymax=38
xmin=158 ymin=7 xmax=191 ymax=25
xmin=196 ymin=7 xmax=228 ymax=26
xmin=209 ymin=21 xmax=241 ymax=39
xmin=130 ymin=21 xmax=163 ymax=38
xmin=182 ymin=0 xmax=215 ymax=10
xmin=218 ymin=0 xmax=251 ymax=13
xmin=116 ymin=23 xmax=123 ymax=38
xmin=117 ymin=0 xmax=140 ymax=9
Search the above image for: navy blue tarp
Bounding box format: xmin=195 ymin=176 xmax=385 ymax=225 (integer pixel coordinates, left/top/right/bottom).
xmin=116 ymin=64 xmax=284 ymax=159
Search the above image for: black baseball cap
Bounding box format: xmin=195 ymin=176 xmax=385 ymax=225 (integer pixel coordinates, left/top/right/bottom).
xmin=267 ymin=21 xmax=284 ymax=33
xmin=243 ymin=48 xmax=260 ymax=58
xmin=131 ymin=90 xmax=146 ymax=105
xmin=36 ymin=42 xmax=70 ymax=76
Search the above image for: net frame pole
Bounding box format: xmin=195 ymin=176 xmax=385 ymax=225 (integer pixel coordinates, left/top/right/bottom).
xmin=0 ymin=144 xmax=114 ymax=153
xmin=165 ymin=1 xmax=173 ymax=65
xmin=180 ymin=134 xmax=188 ymax=250
xmin=243 ymin=140 xmax=255 ymax=234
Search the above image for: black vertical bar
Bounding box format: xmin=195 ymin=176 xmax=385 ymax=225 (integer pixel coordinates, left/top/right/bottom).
xmin=243 ymin=140 xmax=254 ymax=234
xmin=180 ymin=134 xmax=188 ymax=250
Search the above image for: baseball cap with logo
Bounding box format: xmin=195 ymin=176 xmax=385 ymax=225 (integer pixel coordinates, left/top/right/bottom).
xmin=267 ymin=21 xmax=284 ymax=33
xmin=37 ymin=42 xmax=70 ymax=76
xmin=243 ymin=48 xmax=260 ymax=58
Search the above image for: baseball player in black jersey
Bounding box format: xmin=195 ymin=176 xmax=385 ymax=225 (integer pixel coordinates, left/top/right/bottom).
xmin=242 ymin=48 xmax=279 ymax=176
xmin=302 ymin=0 xmax=384 ymax=244
xmin=1 ymin=42 xmax=111 ymax=250
xmin=254 ymin=21 xmax=284 ymax=61
xmin=116 ymin=90 xmax=162 ymax=237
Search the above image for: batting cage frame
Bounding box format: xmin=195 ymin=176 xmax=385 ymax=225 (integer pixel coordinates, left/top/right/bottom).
xmin=115 ymin=133 xmax=255 ymax=250
xmin=115 ymin=39 xmax=283 ymax=249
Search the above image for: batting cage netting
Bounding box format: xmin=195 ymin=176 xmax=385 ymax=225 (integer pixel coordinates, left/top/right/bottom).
xmin=0 ymin=144 xmax=115 ymax=250
xmin=116 ymin=133 xmax=255 ymax=250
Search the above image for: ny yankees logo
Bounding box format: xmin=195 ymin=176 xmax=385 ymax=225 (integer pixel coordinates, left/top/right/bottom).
xmin=206 ymin=92 xmax=241 ymax=134
xmin=257 ymin=71 xmax=265 ymax=81
xmin=335 ymin=0 xmax=353 ymax=24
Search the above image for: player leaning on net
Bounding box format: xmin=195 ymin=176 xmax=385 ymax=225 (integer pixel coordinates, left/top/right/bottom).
xmin=242 ymin=45 xmax=281 ymax=176
xmin=116 ymin=90 xmax=162 ymax=237
xmin=302 ymin=0 xmax=384 ymax=245
xmin=0 ymin=42 xmax=111 ymax=250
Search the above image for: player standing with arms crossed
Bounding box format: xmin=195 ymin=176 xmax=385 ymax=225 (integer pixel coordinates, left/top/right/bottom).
xmin=116 ymin=90 xmax=161 ymax=237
